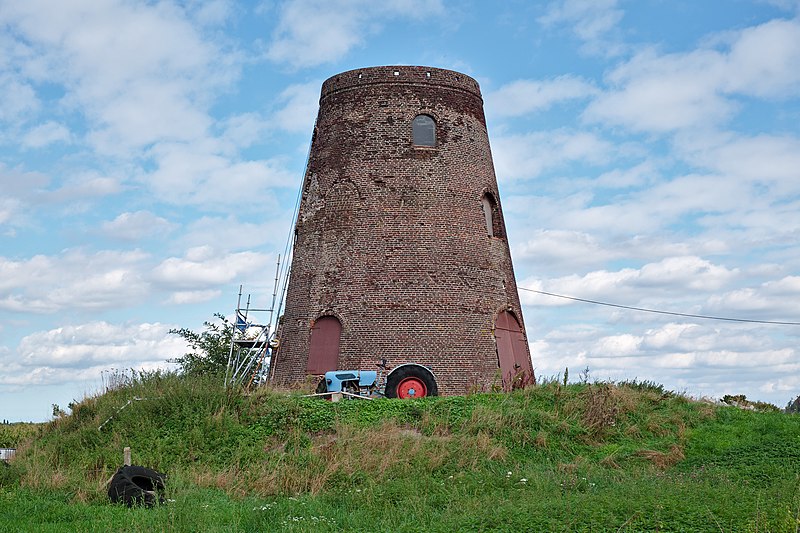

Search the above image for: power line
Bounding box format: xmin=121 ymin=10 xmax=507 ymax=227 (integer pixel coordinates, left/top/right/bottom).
xmin=518 ymin=287 xmax=800 ymax=326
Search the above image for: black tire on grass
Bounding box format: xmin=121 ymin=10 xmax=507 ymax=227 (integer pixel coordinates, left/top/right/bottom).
xmin=107 ymin=465 xmax=166 ymax=507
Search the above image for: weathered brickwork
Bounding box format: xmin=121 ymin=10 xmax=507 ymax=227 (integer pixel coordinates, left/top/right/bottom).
xmin=271 ymin=66 xmax=533 ymax=394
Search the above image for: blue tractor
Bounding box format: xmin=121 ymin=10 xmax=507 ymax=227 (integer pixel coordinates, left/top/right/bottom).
xmin=315 ymin=360 xmax=438 ymax=399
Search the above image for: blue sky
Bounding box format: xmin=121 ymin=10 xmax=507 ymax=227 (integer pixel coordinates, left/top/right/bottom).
xmin=2 ymin=0 xmax=800 ymax=422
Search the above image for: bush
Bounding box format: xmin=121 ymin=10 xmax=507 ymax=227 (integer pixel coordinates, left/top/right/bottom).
xmin=170 ymin=313 xmax=232 ymax=376
xmin=0 ymin=423 xmax=39 ymax=449
xmin=721 ymin=394 xmax=780 ymax=413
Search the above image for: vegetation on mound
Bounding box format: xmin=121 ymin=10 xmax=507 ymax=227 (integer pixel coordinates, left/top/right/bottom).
xmin=2 ymin=371 xmax=800 ymax=531
xmin=0 ymin=422 xmax=38 ymax=449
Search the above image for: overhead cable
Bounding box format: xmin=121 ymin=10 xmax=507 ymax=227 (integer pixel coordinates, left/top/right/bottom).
xmin=518 ymin=287 xmax=800 ymax=326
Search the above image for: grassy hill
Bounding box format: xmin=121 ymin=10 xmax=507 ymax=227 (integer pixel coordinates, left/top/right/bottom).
xmin=1 ymin=371 xmax=799 ymax=531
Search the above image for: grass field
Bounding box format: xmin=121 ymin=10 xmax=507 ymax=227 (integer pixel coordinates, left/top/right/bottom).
xmin=2 ymin=372 xmax=799 ymax=531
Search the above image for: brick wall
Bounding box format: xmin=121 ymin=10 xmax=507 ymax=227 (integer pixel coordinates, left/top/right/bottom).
xmin=271 ymin=66 xmax=533 ymax=394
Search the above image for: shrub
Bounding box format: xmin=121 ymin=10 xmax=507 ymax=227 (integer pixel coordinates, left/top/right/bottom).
xmin=170 ymin=313 xmax=232 ymax=376
xmin=722 ymin=394 xmax=780 ymax=413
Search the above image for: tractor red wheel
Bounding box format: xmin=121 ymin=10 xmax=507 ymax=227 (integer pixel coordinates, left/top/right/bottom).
xmin=397 ymin=377 xmax=426 ymax=399
xmin=385 ymin=364 xmax=438 ymax=399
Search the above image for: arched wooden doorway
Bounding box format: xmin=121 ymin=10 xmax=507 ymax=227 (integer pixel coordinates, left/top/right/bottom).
xmin=307 ymin=316 xmax=341 ymax=374
xmin=494 ymin=310 xmax=531 ymax=388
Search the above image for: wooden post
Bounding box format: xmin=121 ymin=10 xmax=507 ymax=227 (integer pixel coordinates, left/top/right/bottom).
xmin=123 ymin=447 xmax=131 ymax=466
xmin=331 ymin=393 xmax=342 ymax=402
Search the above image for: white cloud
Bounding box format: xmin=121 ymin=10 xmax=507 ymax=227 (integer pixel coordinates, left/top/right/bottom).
xmin=0 ymin=164 xmax=50 ymax=198
xmin=592 ymin=161 xmax=655 ymax=189
xmin=0 ymin=249 xmax=151 ymax=313
xmin=39 ymin=172 xmax=123 ymax=204
xmin=1 ymin=321 xmax=185 ymax=386
xmin=594 ymin=333 xmax=641 ymax=356
xmin=151 ymin=246 xmax=272 ymax=290
xmin=21 ymin=121 xmax=71 ymax=148
xmin=538 ymin=0 xmax=624 ymax=55
xmin=519 ymin=255 xmax=798 ymax=367
xmin=513 ymin=229 xmax=615 ymax=270
xmin=617 ymin=236 xmax=730 ymax=262
xmin=219 ymin=112 xmax=271 ymax=150
xmin=520 ymin=256 xmax=739 ymax=307
xmin=492 ymin=130 xmax=613 ymax=182
xmin=510 ymin=225 xmax=732 ymax=277
xmin=183 ymin=215 xmax=293 ymax=251
xmin=0 ymin=1 xmax=309 ymax=221
xmin=531 ymin=320 xmax=798 ymax=404
xmin=0 ymin=234 xmax=278 ymax=356
xmin=723 ymin=18 xmax=800 ymax=98
xmin=677 ymin=132 xmax=800 ymax=192
xmin=0 ymin=242 xmax=276 ymax=318
xmin=101 ymin=211 xmax=175 ymax=241
xmin=0 ymin=164 xmax=120 ymax=204
xmin=0 ymin=1 xmax=238 ymax=154
xmin=266 ymin=0 xmax=445 ymax=68
xmin=187 ymin=0 xmax=234 ymax=27
xmin=85 ymin=79 xmax=214 ymax=154
xmin=585 ymin=18 xmax=800 ymax=133
xmin=765 ymin=275 xmax=800 ymax=293
xmin=511 ymin=167 xmax=788 ymax=238
xmin=585 ymin=48 xmax=733 ymax=132
xmin=639 ymin=256 xmax=738 ymax=291
xmin=0 ymin=198 xmax=22 ymax=226
xmin=0 ymin=1 xmax=299 ymax=217
xmin=485 ymin=76 xmax=596 ymax=118
xmin=142 ymin=141 xmax=295 ymax=207
xmin=166 ymin=290 xmax=223 ymax=305
xmin=705 ymin=275 xmax=800 ymax=319
xmin=641 ymin=323 xmax=702 ymax=351
xmin=662 ymin=132 xmax=800 ymax=243
xmin=273 ymin=80 xmax=321 ymax=133
xmin=0 ymin=73 xmax=39 ymax=124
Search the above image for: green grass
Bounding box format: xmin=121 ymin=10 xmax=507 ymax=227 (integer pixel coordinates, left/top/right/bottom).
xmin=2 ymin=371 xmax=800 ymax=531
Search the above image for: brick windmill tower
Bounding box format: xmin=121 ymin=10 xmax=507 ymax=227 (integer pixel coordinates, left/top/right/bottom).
xmin=271 ymin=66 xmax=533 ymax=394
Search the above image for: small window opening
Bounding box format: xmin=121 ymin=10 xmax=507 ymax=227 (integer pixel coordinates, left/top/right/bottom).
xmin=481 ymin=192 xmax=504 ymax=238
xmin=412 ymin=114 xmax=436 ymax=147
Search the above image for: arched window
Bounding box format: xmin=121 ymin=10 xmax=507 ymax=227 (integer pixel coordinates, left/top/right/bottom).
xmin=412 ymin=114 xmax=436 ymax=147
xmin=481 ymin=192 xmax=504 ymax=238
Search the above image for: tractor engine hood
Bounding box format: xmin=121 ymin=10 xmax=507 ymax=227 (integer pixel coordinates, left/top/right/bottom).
xmin=324 ymin=370 xmax=378 ymax=391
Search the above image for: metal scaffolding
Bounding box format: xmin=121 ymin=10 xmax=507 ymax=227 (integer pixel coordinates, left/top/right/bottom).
xmin=225 ymin=269 xmax=280 ymax=390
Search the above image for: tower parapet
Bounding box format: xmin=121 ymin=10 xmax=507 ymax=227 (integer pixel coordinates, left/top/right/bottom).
xmin=321 ymin=66 xmax=482 ymax=101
